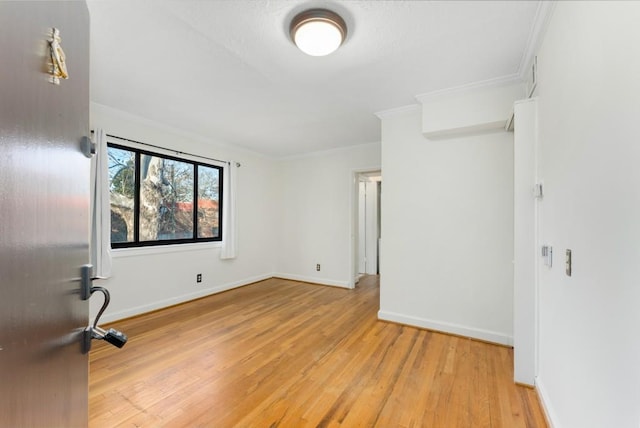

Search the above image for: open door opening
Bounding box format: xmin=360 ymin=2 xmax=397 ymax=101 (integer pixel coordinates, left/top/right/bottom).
xmin=353 ymin=170 xmax=381 ymax=286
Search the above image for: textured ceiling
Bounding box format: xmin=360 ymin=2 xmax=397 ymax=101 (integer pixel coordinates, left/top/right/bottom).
xmin=88 ymin=0 xmax=541 ymax=157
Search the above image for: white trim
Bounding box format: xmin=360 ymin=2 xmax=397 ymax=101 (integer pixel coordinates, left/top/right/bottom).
xmin=516 ymin=1 xmax=558 ymax=81
xmin=111 ymin=241 xmax=222 ymax=258
xmin=536 ymin=378 xmax=560 ymax=428
xmin=90 ymin=128 xmax=113 ymax=277
xmin=415 ymin=74 xmax=521 ymax=103
xmin=273 ymin=273 xmax=350 ymax=289
xmin=375 ymin=104 xmax=421 ymax=119
xmin=100 ymin=273 xmax=273 ymax=323
xmin=378 ymin=310 xmax=513 ymax=346
xmin=513 ymin=97 xmax=539 ymax=386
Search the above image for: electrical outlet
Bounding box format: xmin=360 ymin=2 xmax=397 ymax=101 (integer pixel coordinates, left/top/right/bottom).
xmin=565 ymin=250 xmax=572 ymax=277
xmin=196 ymin=273 xmax=202 ymax=283
xmin=316 ymin=264 xmax=321 ymax=271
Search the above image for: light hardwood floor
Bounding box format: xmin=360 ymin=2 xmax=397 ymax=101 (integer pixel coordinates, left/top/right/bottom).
xmin=89 ymin=276 xmax=547 ymax=427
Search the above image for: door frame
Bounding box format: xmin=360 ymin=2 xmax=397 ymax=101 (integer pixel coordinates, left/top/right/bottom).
xmin=513 ymin=97 xmax=540 ymax=386
xmin=348 ymin=167 xmax=381 ymax=288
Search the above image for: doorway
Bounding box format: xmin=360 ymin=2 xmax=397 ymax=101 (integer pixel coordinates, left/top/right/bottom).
xmin=354 ymin=170 xmax=381 ymax=285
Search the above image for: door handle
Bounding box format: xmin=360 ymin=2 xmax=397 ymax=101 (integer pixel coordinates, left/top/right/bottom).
xmin=80 ymin=265 xmax=128 ymax=354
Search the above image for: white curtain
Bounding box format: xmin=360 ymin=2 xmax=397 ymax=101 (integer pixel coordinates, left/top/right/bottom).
xmin=90 ymin=128 xmax=113 ymax=277
xmin=220 ymin=161 xmax=238 ymax=260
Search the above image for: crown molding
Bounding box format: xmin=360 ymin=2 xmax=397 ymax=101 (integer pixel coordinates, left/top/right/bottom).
xmin=517 ymin=1 xmax=558 ymax=80
xmin=374 ymin=104 xmax=421 ymax=119
xmin=415 ymin=74 xmax=522 ymax=104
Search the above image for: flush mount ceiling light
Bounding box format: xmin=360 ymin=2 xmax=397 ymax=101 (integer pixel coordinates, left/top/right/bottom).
xmin=290 ymin=8 xmax=347 ymax=57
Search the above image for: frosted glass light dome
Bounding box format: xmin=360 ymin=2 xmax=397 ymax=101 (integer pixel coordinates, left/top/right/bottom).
xmin=290 ymin=9 xmax=347 ymax=57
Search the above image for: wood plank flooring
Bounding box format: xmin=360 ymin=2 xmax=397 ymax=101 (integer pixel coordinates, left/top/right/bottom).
xmin=89 ymin=276 xmax=547 ymax=427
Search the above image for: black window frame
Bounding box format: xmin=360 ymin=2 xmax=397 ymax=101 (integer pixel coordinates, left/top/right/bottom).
xmin=108 ymin=142 xmax=223 ymax=249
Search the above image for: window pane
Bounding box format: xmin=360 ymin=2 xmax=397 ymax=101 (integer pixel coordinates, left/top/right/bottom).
xmin=139 ymin=155 xmax=194 ymax=241
xmin=108 ymin=142 xmax=223 ymax=247
xmin=197 ymin=165 xmax=220 ymax=238
xmin=108 ymin=146 xmax=136 ymax=243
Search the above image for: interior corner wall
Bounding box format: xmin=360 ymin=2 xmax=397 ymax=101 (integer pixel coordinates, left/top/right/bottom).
xmin=379 ymin=107 xmax=514 ymax=345
xmin=533 ymin=2 xmax=640 ymax=427
xmin=275 ymin=143 xmax=381 ymax=287
xmin=90 ymin=103 xmax=279 ymax=323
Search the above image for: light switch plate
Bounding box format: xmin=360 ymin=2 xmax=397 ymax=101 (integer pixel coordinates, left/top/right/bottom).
xmin=541 ymin=245 xmax=553 ymax=267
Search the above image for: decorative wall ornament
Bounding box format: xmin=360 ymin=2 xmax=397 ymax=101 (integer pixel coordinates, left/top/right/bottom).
xmin=48 ymin=28 xmax=69 ymax=85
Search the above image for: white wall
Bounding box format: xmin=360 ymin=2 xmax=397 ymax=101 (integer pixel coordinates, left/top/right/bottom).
xmin=379 ymin=106 xmax=515 ymax=345
xmin=90 ymin=104 xmax=379 ymax=320
xmin=91 ymin=103 xmax=279 ymax=322
xmin=275 ymin=143 xmax=381 ymax=288
xmin=534 ymin=3 xmax=640 ymax=427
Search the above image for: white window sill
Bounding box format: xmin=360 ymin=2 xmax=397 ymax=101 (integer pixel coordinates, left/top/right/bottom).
xmin=112 ymin=241 xmax=223 ymax=258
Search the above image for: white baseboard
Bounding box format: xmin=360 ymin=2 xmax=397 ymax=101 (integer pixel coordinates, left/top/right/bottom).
xmin=100 ymin=273 xmax=273 ymax=323
xmin=273 ymin=273 xmax=350 ymax=289
xmin=536 ymin=377 xmax=559 ymax=428
xmin=377 ymin=310 xmax=513 ymax=346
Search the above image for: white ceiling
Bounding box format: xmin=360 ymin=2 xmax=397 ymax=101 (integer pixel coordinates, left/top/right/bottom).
xmin=87 ymin=0 xmax=541 ymax=158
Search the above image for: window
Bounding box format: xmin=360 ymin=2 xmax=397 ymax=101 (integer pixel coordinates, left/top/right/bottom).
xmin=107 ymin=143 xmax=223 ymax=248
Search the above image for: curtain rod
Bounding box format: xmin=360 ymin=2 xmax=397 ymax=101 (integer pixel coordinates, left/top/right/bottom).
xmin=91 ymin=131 xmax=241 ymax=167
